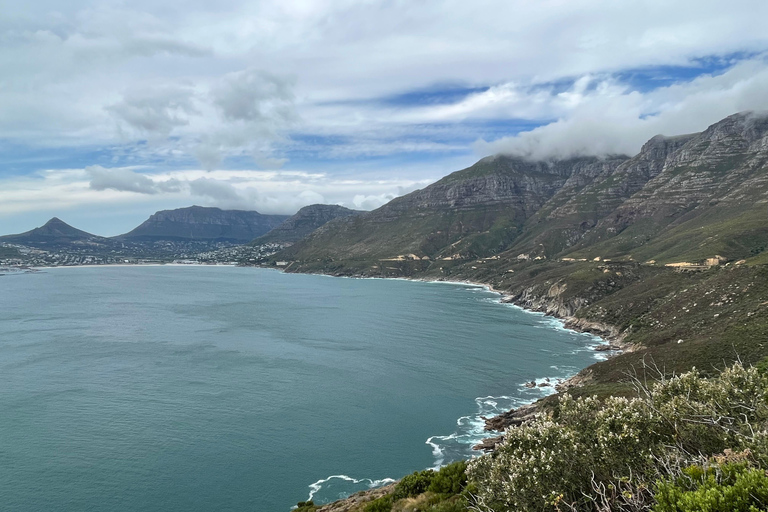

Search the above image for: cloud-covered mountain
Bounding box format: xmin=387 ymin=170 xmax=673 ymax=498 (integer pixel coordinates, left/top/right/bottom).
xmin=277 ymin=111 xmax=768 ymax=269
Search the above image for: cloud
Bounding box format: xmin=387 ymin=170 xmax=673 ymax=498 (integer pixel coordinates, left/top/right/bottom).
xmin=107 ymin=86 xmax=198 ymax=139
xmin=87 ymin=165 xmax=182 ymax=194
xmin=212 ymin=69 xmax=296 ymax=124
xmin=352 ymin=193 xmax=397 ymax=210
xmin=188 ymin=178 xmax=244 ymax=205
xmin=3 ymin=0 xmax=768 ymax=230
xmin=0 ymin=165 xmax=436 ymax=231
xmin=475 ymin=57 xmax=768 ymax=160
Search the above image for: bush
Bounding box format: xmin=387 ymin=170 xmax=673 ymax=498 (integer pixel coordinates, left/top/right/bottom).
xmin=467 ymin=362 xmax=768 ymax=511
xmin=364 ymin=495 xmax=393 ymax=512
xmin=294 ymin=501 xmax=317 ymax=512
xmin=392 ymin=470 xmax=435 ymax=501
xmin=428 ymin=461 xmax=468 ymax=496
xmin=654 ymin=461 xmax=768 ymax=512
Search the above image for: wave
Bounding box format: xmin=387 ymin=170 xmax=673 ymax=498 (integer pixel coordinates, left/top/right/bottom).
xmin=306 ymin=474 xmax=396 ymax=505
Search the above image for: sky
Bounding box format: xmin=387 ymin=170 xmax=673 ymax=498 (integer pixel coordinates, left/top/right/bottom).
xmin=2 ymin=0 xmax=768 ymax=236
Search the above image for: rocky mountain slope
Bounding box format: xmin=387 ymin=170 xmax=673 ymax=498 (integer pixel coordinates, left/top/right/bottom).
xmin=249 ymin=204 xmax=361 ymax=245
xmin=278 ymin=155 xmax=631 ymax=263
xmin=278 ymin=112 xmax=768 ymax=268
xmin=118 ymin=206 xmax=289 ymax=242
xmin=272 ymin=111 xmax=768 ymax=394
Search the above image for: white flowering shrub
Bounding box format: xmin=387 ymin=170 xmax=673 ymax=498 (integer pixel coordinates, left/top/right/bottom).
xmin=467 ymin=363 xmax=768 ymax=512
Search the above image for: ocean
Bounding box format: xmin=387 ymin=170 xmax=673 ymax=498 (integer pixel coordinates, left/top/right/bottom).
xmin=0 ymin=266 xmax=603 ymax=511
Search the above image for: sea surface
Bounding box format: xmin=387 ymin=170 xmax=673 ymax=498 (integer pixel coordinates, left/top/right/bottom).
xmin=0 ymin=266 xmax=603 ymax=511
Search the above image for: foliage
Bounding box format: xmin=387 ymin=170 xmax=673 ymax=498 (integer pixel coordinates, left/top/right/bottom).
xmin=654 ymin=461 xmax=768 ymax=512
xmin=363 ymin=495 xmax=393 ymax=512
xmin=467 ymin=362 xmax=768 ymax=512
xmin=294 ymin=500 xmax=318 ymax=512
xmin=392 ymin=470 xmax=435 ymax=501
xmin=428 ymin=461 xmax=468 ymax=496
xmin=757 ymin=356 xmax=768 ymax=376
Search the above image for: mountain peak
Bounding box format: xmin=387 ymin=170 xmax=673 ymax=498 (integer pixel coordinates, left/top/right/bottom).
xmin=44 ymin=217 xmax=67 ymax=227
xmin=0 ymin=217 xmax=99 ymax=244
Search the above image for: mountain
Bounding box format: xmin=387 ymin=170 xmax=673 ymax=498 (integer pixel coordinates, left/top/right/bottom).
xmin=249 ymin=204 xmax=361 ymax=245
xmin=272 ymin=111 xmax=768 ymax=396
xmin=0 ymin=217 xmax=111 ymax=247
xmin=118 ymin=206 xmax=289 ymax=242
xmin=277 ymin=155 xmax=630 ymax=264
xmin=278 ymin=112 xmax=768 ymax=269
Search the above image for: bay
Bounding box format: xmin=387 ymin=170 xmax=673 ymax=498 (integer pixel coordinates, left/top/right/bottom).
xmin=0 ymin=266 xmax=603 ymax=511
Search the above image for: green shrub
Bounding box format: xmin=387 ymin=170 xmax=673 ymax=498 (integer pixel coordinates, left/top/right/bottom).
xmin=654 ymin=461 xmax=768 ymax=512
xmin=756 ymin=356 xmax=768 ymax=376
xmin=467 ymin=363 xmax=768 ymax=512
xmin=392 ymin=470 xmax=435 ymax=501
xmin=428 ymin=461 xmax=468 ymax=496
xmin=364 ymin=495 xmax=393 ymax=512
xmin=294 ymin=500 xmax=318 ymax=512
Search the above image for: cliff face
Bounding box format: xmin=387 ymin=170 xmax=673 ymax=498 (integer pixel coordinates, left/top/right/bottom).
xmin=250 ymin=204 xmax=361 ymax=245
xmin=280 ymin=156 xmax=632 ymax=262
xmin=280 ymin=111 xmax=768 ymax=266
xmin=118 ymin=206 xmax=289 ymax=242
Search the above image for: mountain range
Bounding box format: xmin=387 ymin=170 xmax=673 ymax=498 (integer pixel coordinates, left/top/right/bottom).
xmin=278 ymin=112 xmax=768 ymax=270
xmin=0 ymin=205 xmax=361 ymax=259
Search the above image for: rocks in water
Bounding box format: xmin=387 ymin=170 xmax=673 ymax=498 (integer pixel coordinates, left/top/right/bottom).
xmin=593 ymin=343 xmax=623 ymax=352
xmin=316 ymin=483 xmax=396 ymax=512
xmin=482 ymin=403 xmax=538 ymax=432
xmin=473 ymin=435 xmax=505 ymax=452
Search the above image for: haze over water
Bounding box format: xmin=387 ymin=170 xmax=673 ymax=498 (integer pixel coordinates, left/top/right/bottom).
xmin=0 ymin=266 xmax=603 ymax=511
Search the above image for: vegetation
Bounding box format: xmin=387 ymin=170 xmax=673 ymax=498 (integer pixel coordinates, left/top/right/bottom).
xmin=468 ymin=362 xmax=768 ymax=511
xmin=654 ymin=461 xmax=768 ymax=512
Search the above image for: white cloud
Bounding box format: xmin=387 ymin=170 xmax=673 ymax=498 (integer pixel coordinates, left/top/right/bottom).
xmin=2 ymin=0 xmax=767 ymax=152
xmin=2 ymin=0 xmax=768 ymax=229
xmin=87 ymin=165 xmax=181 ymax=194
xmin=475 ymin=57 xmax=768 ymax=160
xmin=107 ymin=86 xmax=198 ymax=140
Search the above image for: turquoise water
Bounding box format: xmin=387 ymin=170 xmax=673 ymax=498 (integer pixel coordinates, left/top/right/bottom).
xmin=0 ymin=266 xmax=603 ymax=511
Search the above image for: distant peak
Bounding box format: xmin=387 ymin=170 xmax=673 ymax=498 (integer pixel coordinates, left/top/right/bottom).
xmin=44 ymin=217 xmax=67 ymax=225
